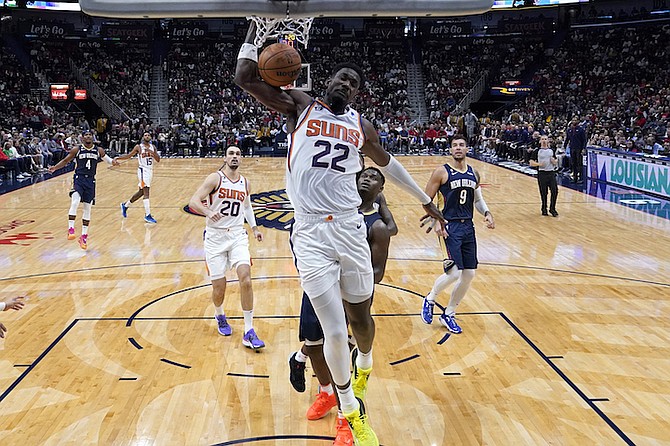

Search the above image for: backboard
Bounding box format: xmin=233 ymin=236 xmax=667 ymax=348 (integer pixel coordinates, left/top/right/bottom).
xmin=79 ymin=0 xmax=493 ymax=19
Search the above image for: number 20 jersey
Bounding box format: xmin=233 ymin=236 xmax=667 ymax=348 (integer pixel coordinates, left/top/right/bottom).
xmin=206 ymin=171 xmax=249 ymax=230
xmin=287 ymin=100 xmax=365 ymax=215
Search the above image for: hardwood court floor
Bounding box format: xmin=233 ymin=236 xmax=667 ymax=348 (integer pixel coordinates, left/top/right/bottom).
xmin=0 ymin=156 xmax=668 ymax=445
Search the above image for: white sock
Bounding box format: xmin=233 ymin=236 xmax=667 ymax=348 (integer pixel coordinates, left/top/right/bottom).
xmin=214 ymin=305 xmax=224 ymax=316
xmin=82 ymin=225 xmax=88 ymax=236
xmin=320 ymin=384 xmax=334 ymax=395
xmin=336 ymin=385 xmax=357 ymax=414
xmin=124 ymin=200 xmax=132 ymax=208
xmin=243 ymin=310 xmax=253 ymax=333
xmin=356 ymin=348 xmax=373 ymax=370
xmin=295 ymin=350 xmax=308 ymax=363
xmin=143 ymin=198 xmax=151 ymax=216
xmin=68 ymin=220 xmax=75 ymax=230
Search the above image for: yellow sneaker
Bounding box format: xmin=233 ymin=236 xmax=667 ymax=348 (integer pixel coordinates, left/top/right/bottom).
xmin=343 ymin=398 xmax=379 ymax=446
xmin=351 ymin=348 xmax=371 ymax=401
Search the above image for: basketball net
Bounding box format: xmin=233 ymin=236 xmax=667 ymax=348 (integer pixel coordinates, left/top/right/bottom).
xmin=247 ymin=15 xmax=314 ymax=49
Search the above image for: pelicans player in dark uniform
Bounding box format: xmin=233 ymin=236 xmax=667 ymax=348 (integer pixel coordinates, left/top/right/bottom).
xmin=420 ymin=134 xmax=495 ymax=333
xmin=288 ymin=167 xmax=393 ymax=446
xmin=49 ymin=130 xmax=118 ymax=250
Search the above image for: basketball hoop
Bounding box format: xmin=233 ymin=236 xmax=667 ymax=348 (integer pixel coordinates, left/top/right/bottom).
xmin=248 ymin=16 xmax=314 ymax=49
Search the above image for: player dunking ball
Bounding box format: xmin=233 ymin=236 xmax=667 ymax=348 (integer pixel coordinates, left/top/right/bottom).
xmin=188 ymin=146 xmax=266 ymax=350
xmin=117 ymin=132 xmax=160 ymax=224
xmin=420 ymin=135 xmax=495 ymax=333
xmin=288 ymin=167 xmax=393 ymax=446
xmin=235 ymin=22 xmax=444 ymax=445
xmin=49 ymin=130 xmax=119 ymax=250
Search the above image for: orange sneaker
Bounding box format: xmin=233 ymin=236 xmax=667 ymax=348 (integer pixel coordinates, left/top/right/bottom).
xmin=333 ymin=416 xmax=353 ymax=446
xmin=67 ymin=227 xmax=76 ymax=240
xmin=78 ymin=234 xmax=88 ymax=250
xmin=306 ymin=390 xmax=337 ymax=420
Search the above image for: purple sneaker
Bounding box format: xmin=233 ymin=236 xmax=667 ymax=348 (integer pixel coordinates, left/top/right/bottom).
xmin=242 ymin=329 xmax=265 ymax=350
xmin=215 ymin=314 xmax=232 ymax=336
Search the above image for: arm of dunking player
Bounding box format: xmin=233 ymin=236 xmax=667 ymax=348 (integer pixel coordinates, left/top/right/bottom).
xmin=234 ymin=22 xmax=310 ymax=117
xmin=361 ymin=118 xmax=445 ymax=233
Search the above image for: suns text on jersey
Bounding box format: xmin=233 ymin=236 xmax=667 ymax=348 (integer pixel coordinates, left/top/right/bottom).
xmin=305 ymin=119 xmax=361 ymax=146
xmin=218 ymin=188 xmax=246 ymax=201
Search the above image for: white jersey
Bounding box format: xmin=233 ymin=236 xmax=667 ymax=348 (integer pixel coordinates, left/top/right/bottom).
xmin=138 ymin=143 xmax=156 ymax=170
xmin=206 ymin=171 xmax=249 ymax=230
xmin=287 ymin=100 xmax=365 ymax=215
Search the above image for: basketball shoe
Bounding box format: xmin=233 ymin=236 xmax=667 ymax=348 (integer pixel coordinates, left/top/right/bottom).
xmin=144 ymin=214 xmax=157 ymax=224
xmin=343 ymin=398 xmax=378 ymax=446
xmin=67 ymin=227 xmax=76 ymax=240
xmin=288 ymin=352 xmax=306 ymax=393
xmin=120 ymin=202 xmax=128 ymax=218
xmin=242 ymin=329 xmax=265 ymax=350
xmin=351 ymin=348 xmax=371 ymax=401
xmin=334 ymin=415 xmax=354 ymax=446
xmin=78 ymin=234 xmax=88 ymax=250
xmin=215 ymin=314 xmax=232 ymax=336
xmin=421 ymin=297 xmax=434 ymax=324
xmin=439 ymin=313 xmax=462 ymax=334
xmin=306 ymin=389 xmax=337 ymax=420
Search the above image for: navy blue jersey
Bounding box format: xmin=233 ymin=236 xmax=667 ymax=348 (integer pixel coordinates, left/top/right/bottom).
xmin=439 ymin=164 xmax=478 ymax=221
xmin=75 ymin=145 xmax=101 ymax=176
xmin=362 ymin=210 xmax=383 ymax=240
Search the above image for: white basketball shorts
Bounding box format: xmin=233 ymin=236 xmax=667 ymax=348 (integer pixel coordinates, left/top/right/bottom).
xmin=138 ymin=167 xmax=153 ymax=188
xmin=291 ymin=210 xmax=373 ymax=302
xmin=204 ymin=227 xmax=251 ymax=280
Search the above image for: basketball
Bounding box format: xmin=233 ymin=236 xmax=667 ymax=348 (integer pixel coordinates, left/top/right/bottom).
xmin=258 ymin=43 xmax=302 ymax=87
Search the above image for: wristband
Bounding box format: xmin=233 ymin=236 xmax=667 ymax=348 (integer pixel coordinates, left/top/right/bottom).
xmin=238 ymin=43 xmax=258 ymax=63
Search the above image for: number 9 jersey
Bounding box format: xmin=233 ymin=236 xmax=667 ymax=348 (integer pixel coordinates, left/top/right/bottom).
xmin=206 ymin=171 xmax=249 ymax=230
xmin=287 ymin=100 xmax=365 ymax=215
xmin=439 ymin=164 xmax=478 ymax=221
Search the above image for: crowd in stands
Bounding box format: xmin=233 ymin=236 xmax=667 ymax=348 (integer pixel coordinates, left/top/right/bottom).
xmin=72 ymin=43 xmax=151 ymax=119
xmin=4 ymin=18 xmax=670 ymax=186
xmin=28 ymin=40 xmax=152 ymax=120
xmin=422 ymin=39 xmax=494 ymax=118
xmin=481 ymin=23 xmax=670 ymax=168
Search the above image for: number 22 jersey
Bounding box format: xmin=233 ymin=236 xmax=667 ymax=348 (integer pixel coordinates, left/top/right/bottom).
xmin=287 ymin=100 xmax=365 ymax=215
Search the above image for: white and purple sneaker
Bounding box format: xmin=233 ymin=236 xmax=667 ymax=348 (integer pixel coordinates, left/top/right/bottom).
xmin=242 ymin=329 xmax=265 ymax=350
xmin=215 ymin=314 xmax=232 ymax=336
